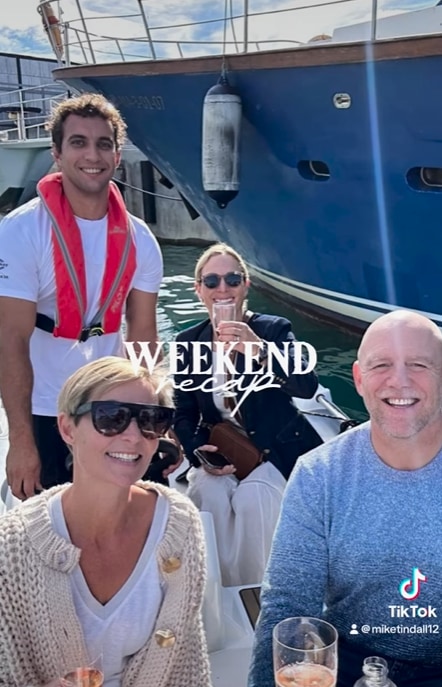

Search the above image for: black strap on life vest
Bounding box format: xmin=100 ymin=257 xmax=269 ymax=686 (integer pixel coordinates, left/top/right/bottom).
xmin=35 ymin=313 xmax=104 ymax=342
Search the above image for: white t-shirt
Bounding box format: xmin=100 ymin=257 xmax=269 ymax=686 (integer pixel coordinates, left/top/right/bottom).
xmin=0 ymin=198 xmax=163 ymax=415
xmin=48 ymin=490 xmax=169 ymax=687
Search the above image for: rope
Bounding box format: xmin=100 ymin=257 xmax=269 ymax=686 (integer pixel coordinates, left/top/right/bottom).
xmin=299 ymin=410 xmax=347 ymax=420
xmin=113 ymin=177 xmax=183 ymax=201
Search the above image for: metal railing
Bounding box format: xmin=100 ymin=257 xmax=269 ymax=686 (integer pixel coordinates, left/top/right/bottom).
xmin=0 ymin=85 xmax=66 ymax=142
xmin=36 ymin=0 xmax=437 ymax=67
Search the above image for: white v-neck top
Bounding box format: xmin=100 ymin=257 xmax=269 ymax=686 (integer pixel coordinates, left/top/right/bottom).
xmin=48 ymin=490 xmax=169 ymax=687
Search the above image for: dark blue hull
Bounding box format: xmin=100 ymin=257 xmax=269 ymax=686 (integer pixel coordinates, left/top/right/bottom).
xmin=56 ymin=38 xmax=442 ymax=328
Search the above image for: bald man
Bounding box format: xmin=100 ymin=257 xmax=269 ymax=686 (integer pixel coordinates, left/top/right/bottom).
xmin=249 ymin=310 xmax=442 ymax=687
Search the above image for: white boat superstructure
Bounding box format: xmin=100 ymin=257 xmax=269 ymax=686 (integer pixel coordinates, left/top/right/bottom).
xmin=331 ymin=3 xmax=442 ymax=43
xmin=0 ymin=85 xmax=65 ymax=215
xmin=0 ymin=137 xmax=51 ymax=194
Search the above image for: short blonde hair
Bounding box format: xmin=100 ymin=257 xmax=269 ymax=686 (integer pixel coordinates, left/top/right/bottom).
xmin=195 ymin=242 xmax=249 ymax=282
xmin=58 ymin=356 xmax=173 ymax=418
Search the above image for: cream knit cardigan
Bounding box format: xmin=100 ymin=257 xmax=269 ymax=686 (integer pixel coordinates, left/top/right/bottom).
xmin=0 ymin=482 xmax=213 ymax=687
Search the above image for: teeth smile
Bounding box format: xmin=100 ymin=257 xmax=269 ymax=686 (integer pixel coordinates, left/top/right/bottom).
xmin=82 ymin=168 xmax=102 ymax=174
xmin=385 ymin=398 xmax=416 ymax=406
xmin=106 ymin=452 xmax=140 ymax=462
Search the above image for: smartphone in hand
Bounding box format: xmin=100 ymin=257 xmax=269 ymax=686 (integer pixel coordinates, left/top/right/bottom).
xmin=193 ymin=448 xmax=231 ymax=469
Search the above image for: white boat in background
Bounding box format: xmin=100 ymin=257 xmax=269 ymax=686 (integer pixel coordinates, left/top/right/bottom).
xmin=0 ymin=84 xmax=66 ymax=216
xmin=0 ymin=137 xmax=52 ymax=215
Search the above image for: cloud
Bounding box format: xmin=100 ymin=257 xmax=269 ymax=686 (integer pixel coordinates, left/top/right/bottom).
xmin=0 ymin=0 xmax=438 ymax=59
xmin=0 ymin=27 xmax=51 ymax=58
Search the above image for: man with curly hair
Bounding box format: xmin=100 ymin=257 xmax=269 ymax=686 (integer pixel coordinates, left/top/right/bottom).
xmin=0 ymin=93 xmax=163 ymax=500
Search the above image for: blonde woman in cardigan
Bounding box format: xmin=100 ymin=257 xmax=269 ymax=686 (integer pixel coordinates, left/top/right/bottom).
xmin=0 ymin=356 xmax=211 ymax=687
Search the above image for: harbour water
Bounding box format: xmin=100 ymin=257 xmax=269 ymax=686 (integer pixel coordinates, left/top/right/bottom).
xmin=158 ymin=244 xmax=368 ymax=422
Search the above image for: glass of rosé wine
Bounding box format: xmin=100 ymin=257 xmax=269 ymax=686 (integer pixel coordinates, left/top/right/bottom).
xmin=212 ymin=301 xmax=238 ymax=399
xmin=212 ymin=302 xmax=237 ymax=333
xmin=62 ymin=667 xmax=103 ymax=687
xmin=273 ymin=617 xmax=338 ymax=687
xmin=62 ymin=656 xmax=104 ymax=687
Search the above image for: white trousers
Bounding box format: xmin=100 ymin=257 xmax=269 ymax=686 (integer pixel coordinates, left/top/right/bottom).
xmin=187 ymin=461 xmax=286 ymax=586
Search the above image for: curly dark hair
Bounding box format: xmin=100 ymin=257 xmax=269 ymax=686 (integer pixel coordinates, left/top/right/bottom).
xmin=46 ymin=92 xmax=127 ymax=152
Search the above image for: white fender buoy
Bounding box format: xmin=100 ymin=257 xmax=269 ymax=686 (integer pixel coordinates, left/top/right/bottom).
xmin=202 ymin=76 xmax=242 ymax=209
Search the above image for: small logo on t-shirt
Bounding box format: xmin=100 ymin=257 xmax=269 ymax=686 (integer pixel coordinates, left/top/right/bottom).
xmin=0 ymin=259 xmax=8 ymax=270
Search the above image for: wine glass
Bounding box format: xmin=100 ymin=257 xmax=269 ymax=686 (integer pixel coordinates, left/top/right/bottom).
xmin=273 ymin=617 xmax=338 ymax=687
xmin=212 ymin=302 xmax=237 ymax=399
xmin=62 ymin=656 xmax=104 ymax=687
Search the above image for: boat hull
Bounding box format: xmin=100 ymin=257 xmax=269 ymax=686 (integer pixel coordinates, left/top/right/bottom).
xmin=55 ymin=37 xmax=442 ymax=329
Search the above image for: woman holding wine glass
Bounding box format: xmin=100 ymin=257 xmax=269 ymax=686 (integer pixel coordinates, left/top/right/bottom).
xmin=173 ymin=243 xmax=322 ymax=587
xmin=0 ymin=356 xmax=211 ymax=687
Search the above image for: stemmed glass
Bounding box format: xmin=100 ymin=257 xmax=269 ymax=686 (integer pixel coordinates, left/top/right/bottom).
xmin=212 ymin=302 xmax=237 ymax=399
xmin=273 ymin=617 xmax=338 ymax=687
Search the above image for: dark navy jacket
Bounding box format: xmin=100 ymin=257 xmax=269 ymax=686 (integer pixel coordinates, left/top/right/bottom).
xmin=173 ymin=313 xmax=322 ymax=480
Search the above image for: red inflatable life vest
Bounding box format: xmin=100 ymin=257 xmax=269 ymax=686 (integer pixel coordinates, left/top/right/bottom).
xmin=37 ymin=172 xmax=137 ymax=340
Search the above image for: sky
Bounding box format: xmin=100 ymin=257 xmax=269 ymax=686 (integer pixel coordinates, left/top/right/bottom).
xmin=0 ymin=0 xmax=437 ymax=63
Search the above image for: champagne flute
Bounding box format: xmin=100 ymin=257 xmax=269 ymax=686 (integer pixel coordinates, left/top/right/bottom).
xmin=273 ymin=617 xmax=338 ymax=687
xmin=212 ymin=302 xmax=237 ymax=332
xmin=212 ymin=302 xmax=237 ymax=399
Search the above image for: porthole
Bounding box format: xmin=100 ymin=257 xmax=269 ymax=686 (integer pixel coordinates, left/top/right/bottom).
xmin=407 ymin=167 xmax=442 ymax=192
xmin=333 ymin=93 xmax=351 ymax=109
xmin=298 ymin=160 xmax=330 ymax=181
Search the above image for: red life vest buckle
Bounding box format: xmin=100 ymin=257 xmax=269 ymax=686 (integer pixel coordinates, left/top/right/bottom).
xmin=79 ymin=324 xmax=105 ymax=342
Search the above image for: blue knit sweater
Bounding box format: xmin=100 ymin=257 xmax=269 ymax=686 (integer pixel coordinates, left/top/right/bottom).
xmin=248 ymin=423 xmax=442 ymax=687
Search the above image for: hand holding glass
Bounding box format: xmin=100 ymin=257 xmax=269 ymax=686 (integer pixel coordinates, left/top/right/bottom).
xmin=212 ymin=302 xmax=237 ymax=398
xmin=212 ymin=302 xmax=237 ymax=333
xmin=273 ymin=617 xmax=338 ymax=687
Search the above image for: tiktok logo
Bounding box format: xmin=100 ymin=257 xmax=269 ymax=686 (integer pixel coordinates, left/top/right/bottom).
xmin=399 ymin=567 xmax=427 ymax=601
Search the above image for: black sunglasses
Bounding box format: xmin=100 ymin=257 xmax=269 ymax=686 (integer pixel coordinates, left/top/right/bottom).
xmin=199 ymin=272 xmax=244 ymax=289
xmin=73 ymin=401 xmax=175 ymax=439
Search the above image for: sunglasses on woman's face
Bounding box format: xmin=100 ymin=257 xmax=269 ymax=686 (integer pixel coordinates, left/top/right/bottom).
xmin=73 ymin=401 xmax=175 ymax=440
xmin=199 ymin=272 xmax=244 ymax=289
